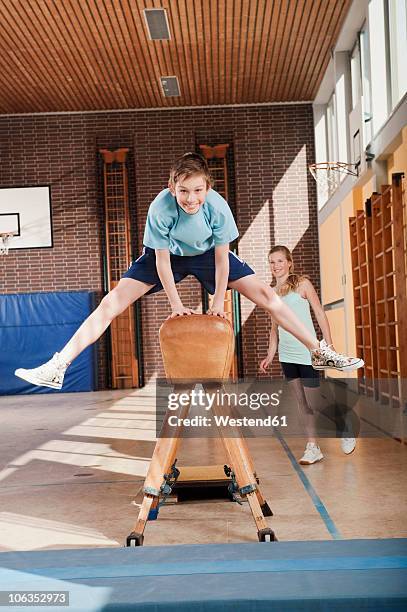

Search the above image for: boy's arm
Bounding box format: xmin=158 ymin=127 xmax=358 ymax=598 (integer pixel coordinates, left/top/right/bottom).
xmin=155 ymin=249 xmax=194 ymax=317
xmin=209 ymin=243 xmax=229 ymax=318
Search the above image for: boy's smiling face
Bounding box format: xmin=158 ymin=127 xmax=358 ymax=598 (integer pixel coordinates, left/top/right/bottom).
xmin=170 ymin=173 xmax=209 ymax=215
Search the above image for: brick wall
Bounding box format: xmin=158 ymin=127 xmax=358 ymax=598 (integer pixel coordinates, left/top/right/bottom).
xmin=0 ymin=104 xmax=318 ymax=386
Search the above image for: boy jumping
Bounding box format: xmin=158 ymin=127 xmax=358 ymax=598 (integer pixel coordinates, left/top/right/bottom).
xmin=15 ymin=153 xmax=363 ymax=389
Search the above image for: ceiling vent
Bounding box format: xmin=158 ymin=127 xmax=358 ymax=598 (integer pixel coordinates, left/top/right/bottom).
xmin=144 ymin=8 xmax=171 ymax=40
xmin=160 ymin=76 xmax=180 ymax=97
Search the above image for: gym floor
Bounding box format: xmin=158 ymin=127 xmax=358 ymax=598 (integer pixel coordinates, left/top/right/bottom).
xmin=0 ymin=386 xmax=406 ymax=552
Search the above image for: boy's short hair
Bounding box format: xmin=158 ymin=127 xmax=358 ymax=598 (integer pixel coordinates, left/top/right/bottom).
xmin=169 ymin=152 xmax=215 ymax=188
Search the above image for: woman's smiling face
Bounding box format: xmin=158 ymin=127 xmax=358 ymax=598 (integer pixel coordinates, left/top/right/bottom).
xmin=269 ymin=250 xmax=292 ymax=280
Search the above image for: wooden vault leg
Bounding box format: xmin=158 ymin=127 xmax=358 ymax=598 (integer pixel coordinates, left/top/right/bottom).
xmin=126 ymin=386 xmax=190 ymax=546
xmin=211 ymin=398 xmax=277 ymax=542
xmin=234 ymin=434 xmax=273 ymax=517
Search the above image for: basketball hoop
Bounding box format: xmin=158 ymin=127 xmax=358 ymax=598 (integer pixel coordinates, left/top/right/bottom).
xmin=0 ymin=233 xmax=15 ymax=255
xmin=309 ymin=162 xmax=358 ymax=199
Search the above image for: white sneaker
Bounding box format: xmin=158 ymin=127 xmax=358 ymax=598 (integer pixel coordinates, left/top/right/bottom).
xmin=311 ymin=340 xmax=364 ymax=372
xmin=299 ymin=443 xmax=324 ymax=465
xmin=341 ymin=437 xmax=356 ymax=455
xmin=15 ymin=353 xmax=68 ymax=390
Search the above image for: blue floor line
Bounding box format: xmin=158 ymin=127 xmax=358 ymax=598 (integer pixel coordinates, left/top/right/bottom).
xmin=276 ymin=433 xmax=342 ymax=540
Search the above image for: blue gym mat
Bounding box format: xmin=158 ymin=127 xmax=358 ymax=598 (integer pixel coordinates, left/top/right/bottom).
xmin=0 ymin=291 xmax=97 ymax=394
xmin=0 ymin=539 xmax=406 ymax=611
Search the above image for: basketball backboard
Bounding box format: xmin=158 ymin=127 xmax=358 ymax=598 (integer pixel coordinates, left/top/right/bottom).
xmin=0 ymin=186 xmax=52 ymax=250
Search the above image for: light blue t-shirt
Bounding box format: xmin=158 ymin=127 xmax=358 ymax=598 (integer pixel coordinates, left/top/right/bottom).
xmin=278 ymin=291 xmax=317 ymax=365
xmin=143 ymin=188 xmax=239 ymax=256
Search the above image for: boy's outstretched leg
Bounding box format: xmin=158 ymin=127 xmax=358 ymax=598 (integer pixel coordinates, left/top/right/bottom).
xmin=229 ymin=275 xmax=364 ymax=372
xmin=15 ymin=278 xmax=153 ymax=390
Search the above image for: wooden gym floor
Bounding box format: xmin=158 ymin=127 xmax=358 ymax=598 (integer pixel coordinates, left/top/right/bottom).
xmin=0 ymin=385 xmax=406 ymax=552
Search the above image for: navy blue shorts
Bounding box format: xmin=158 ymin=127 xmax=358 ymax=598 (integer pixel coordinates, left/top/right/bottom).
xmin=281 ymin=362 xmax=320 ymax=388
xmin=122 ymin=246 xmax=255 ymax=295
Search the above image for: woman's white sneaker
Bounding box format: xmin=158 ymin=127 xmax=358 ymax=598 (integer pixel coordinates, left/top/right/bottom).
xmin=311 ymin=339 xmax=364 ymax=372
xmin=341 ymin=437 xmax=356 ymax=454
xmin=299 ymin=443 xmax=324 ymax=465
xmin=15 ymin=353 xmax=68 ymax=390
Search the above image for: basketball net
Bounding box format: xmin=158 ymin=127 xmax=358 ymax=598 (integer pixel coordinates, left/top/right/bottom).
xmin=309 ymin=162 xmax=358 ymax=200
xmin=0 ymin=233 xmax=14 ymax=255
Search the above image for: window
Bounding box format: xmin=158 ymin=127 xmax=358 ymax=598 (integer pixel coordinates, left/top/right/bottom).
xmin=350 ymin=41 xmax=362 ymax=110
xmin=327 ymin=93 xmax=338 ymax=162
xmin=387 ymin=0 xmax=407 ymax=109
xmin=334 ymin=52 xmax=350 ymax=166
xmin=369 ymin=0 xmax=392 ymax=134
xmin=359 ymin=24 xmax=372 ymax=144
xmin=325 ymin=93 xmax=340 ymax=195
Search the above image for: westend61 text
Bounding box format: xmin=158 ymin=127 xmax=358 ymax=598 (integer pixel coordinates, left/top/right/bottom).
xmin=167 ymin=389 xmax=282 ymax=411
xmin=167 ymin=415 xmax=287 ymax=427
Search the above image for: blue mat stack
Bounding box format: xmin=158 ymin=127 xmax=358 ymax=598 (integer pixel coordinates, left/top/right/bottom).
xmin=0 ymin=539 xmax=406 ymax=611
xmin=0 ymin=291 xmax=97 ymax=394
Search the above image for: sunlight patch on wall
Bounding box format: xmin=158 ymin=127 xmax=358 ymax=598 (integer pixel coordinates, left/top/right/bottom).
xmin=272 ymin=145 xmax=309 ymax=250
xmin=239 ymin=198 xmax=271 ymax=322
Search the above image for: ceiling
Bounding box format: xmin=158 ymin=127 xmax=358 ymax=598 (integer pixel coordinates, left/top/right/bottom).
xmin=0 ymin=0 xmax=351 ymax=115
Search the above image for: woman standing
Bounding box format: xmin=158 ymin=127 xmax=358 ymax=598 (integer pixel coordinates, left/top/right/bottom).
xmin=260 ymin=245 xmax=357 ymax=464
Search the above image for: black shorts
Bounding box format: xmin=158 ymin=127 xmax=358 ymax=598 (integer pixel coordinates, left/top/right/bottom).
xmin=122 ymin=246 xmax=255 ymax=295
xmin=281 ymin=362 xmax=320 ymax=388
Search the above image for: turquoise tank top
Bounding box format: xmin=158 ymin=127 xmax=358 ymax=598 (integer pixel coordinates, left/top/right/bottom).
xmin=278 ymin=291 xmax=317 ymax=365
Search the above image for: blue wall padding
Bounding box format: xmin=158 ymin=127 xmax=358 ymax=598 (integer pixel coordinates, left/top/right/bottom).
xmin=0 ymin=291 xmax=97 ymax=394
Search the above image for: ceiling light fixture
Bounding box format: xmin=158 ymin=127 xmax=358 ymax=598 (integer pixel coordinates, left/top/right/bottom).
xmin=144 ymin=8 xmax=171 ymax=40
xmin=160 ymin=76 xmax=181 ymax=97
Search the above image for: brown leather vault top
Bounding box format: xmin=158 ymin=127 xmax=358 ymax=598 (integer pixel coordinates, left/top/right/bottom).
xmin=159 ymin=315 xmax=234 ymax=381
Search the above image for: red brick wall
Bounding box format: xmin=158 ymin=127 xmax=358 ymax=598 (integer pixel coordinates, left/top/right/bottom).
xmin=0 ymin=105 xmax=318 ymax=386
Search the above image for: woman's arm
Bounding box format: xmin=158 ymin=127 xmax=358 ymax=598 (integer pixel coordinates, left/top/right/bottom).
xmin=259 ymin=321 xmax=278 ymax=373
xmin=209 ymin=243 xmax=229 ymax=318
xmin=301 ymin=279 xmax=334 ymax=346
xmin=155 ymin=249 xmax=194 ymax=317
